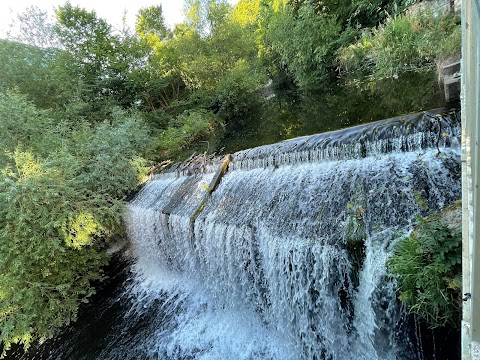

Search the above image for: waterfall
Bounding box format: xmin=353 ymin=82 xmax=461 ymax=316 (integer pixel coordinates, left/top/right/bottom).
xmin=121 ymin=110 xmax=460 ymax=360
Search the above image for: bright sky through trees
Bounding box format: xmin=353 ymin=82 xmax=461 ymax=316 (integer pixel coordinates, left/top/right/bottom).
xmin=0 ymin=0 xmax=238 ymax=38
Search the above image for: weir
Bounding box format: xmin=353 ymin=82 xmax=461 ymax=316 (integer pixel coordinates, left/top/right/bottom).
xmin=124 ymin=110 xmax=461 ymax=360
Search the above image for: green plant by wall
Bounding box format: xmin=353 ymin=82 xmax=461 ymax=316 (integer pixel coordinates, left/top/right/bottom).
xmin=388 ymin=215 xmax=462 ymax=328
xmin=338 ymin=9 xmax=461 ymax=81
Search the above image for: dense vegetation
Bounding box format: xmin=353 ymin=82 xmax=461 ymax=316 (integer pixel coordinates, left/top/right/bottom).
xmin=0 ymin=0 xmax=461 ymax=355
xmin=388 ymin=211 xmax=462 ymax=328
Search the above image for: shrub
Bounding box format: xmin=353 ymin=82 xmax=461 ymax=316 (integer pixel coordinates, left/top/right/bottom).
xmin=214 ymin=61 xmax=262 ymax=122
xmin=388 ymin=215 xmax=462 ymax=328
xmin=0 ymin=150 xmax=109 ymax=357
xmin=339 ymin=10 xmax=461 ymax=80
xmin=75 ymin=115 xmax=151 ymax=199
xmin=0 ymin=94 xmax=150 ymax=356
xmin=156 ymin=109 xmax=224 ymax=160
xmin=0 ymin=93 xmax=62 ymax=164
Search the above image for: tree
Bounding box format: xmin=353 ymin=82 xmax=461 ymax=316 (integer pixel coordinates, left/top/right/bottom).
xmin=136 ymin=5 xmax=170 ymax=42
xmin=0 ymin=93 xmax=149 ymax=356
xmin=232 ymin=0 xmax=261 ymax=28
xmin=264 ymin=2 xmax=341 ymax=88
xmin=55 ymin=4 xmax=115 ymax=80
xmin=214 ymin=60 xmax=263 ymax=121
xmin=168 ymin=0 xmax=258 ymax=94
xmin=54 ymin=4 xmax=132 ymax=110
xmin=6 ymin=5 xmax=60 ymax=48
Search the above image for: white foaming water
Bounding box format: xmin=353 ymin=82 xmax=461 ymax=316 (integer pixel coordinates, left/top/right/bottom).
xmin=121 ymin=112 xmax=461 ymax=360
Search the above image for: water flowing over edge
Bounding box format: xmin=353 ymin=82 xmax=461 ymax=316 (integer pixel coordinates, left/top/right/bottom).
xmin=118 ymin=109 xmax=461 ymax=360
xmin=228 ymin=109 xmax=460 ymax=171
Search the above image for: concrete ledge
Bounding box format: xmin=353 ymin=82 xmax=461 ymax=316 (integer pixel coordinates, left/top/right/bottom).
xmin=444 ymin=73 xmax=461 ymax=102
xmin=443 ymin=61 xmax=461 ymax=76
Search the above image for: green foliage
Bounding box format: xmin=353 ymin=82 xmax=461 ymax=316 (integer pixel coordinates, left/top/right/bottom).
xmin=0 ymin=93 xmax=62 ymax=163
xmin=339 ymin=11 xmax=461 ymax=80
xmin=55 ymin=4 xmax=114 ymax=81
xmin=136 ymin=5 xmax=170 ymax=42
xmin=0 ymin=93 xmax=149 ymax=355
xmin=64 ymin=211 xmax=103 ymax=249
xmin=435 ymin=16 xmax=462 ymax=60
xmin=346 ymin=0 xmax=417 ymax=28
xmin=54 ymin=4 xmax=150 ymax=111
xmin=74 ymin=114 xmax=151 ymax=199
xmin=0 ymin=0 xmax=463 ymax=354
xmin=0 ymin=40 xmax=75 ymax=109
xmin=156 ymin=109 xmax=224 ymax=160
xmin=128 ymin=43 xmax=185 ymax=120
xmin=185 ymin=0 xmax=232 ymax=36
xmin=214 ymin=61 xmax=263 ymax=121
xmin=388 ymin=215 xmax=462 ymax=328
xmin=232 ymin=0 xmax=260 ymax=28
xmin=0 ymin=149 xmax=109 ymax=357
xmin=169 ymin=3 xmax=257 ymax=94
xmin=263 ymin=2 xmax=341 ymax=88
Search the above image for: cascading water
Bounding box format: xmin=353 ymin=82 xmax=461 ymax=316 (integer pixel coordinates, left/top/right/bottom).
xmin=19 ymin=110 xmax=459 ymax=360
xmin=116 ymin=110 xmax=461 ymax=360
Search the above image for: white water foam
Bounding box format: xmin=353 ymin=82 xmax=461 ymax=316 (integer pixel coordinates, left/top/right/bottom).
xmin=122 ymin=140 xmax=460 ymax=359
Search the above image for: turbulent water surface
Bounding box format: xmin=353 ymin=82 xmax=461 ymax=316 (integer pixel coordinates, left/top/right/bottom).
xmin=12 ymin=110 xmax=461 ymax=360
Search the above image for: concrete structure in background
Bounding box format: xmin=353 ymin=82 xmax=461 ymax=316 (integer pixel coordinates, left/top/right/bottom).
xmin=462 ymin=0 xmax=480 ymax=358
xmin=444 ymin=61 xmax=461 ymax=102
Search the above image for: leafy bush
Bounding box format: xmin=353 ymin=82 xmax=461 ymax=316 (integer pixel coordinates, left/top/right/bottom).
xmin=339 ymin=10 xmax=461 ymax=79
xmin=0 ymin=93 xmax=149 ymax=356
xmin=0 ymin=93 xmax=63 ymax=164
xmin=266 ymin=3 xmax=341 ymax=88
xmin=156 ymin=109 xmax=224 ymax=160
xmin=74 ymin=114 xmax=151 ymax=199
xmin=214 ymin=61 xmax=262 ymax=122
xmin=388 ymin=215 xmax=462 ymax=328
xmin=0 ymin=150 xmax=110 ymax=357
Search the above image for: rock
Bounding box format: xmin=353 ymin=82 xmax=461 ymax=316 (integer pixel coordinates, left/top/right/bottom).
xmin=438 ymin=202 xmax=462 ymax=232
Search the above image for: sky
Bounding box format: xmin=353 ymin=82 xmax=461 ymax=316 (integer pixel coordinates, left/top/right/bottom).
xmin=0 ymin=0 xmax=239 ymax=38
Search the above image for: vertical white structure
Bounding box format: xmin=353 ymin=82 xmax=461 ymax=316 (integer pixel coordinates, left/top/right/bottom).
xmin=462 ymin=0 xmax=480 ymax=358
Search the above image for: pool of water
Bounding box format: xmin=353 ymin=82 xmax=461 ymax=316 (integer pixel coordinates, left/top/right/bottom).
xmin=221 ymin=72 xmax=447 ymax=153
